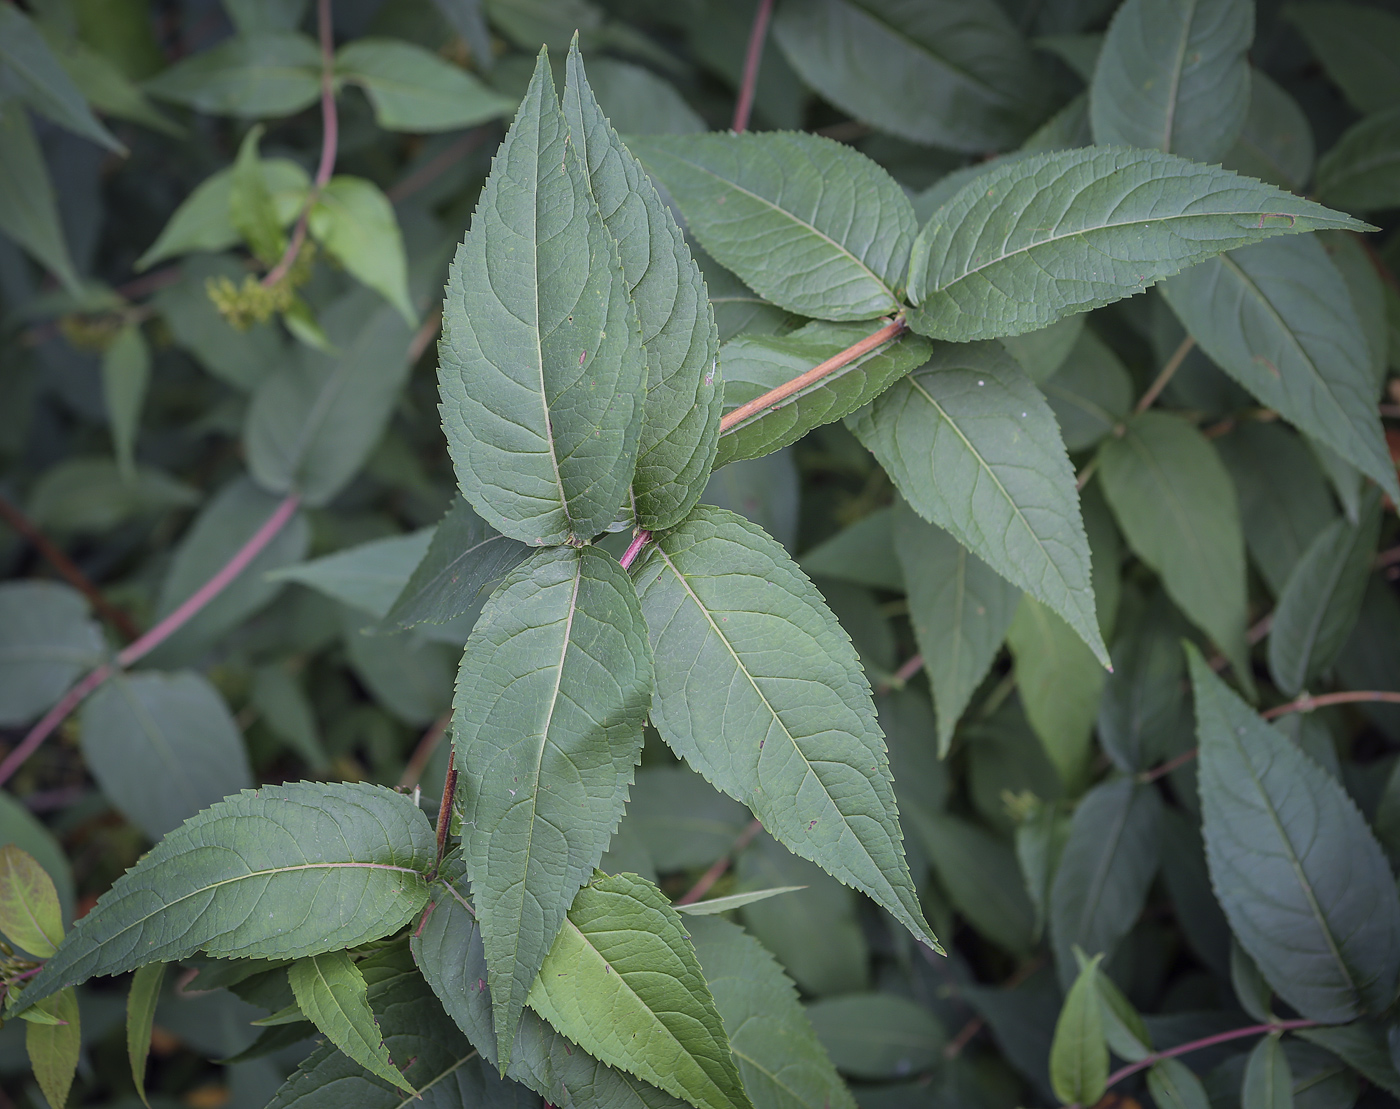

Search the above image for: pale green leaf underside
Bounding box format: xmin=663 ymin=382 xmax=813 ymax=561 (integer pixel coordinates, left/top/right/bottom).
xmin=1190 ymin=650 xmax=1400 ymax=1023
xmin=454 ymin=546 xmax=653 ymax=1066
xmin=528 ymin=873 xmax=753 ymax=1109
xmin=905 ymin=146 xmax=1370 ymax=342
xmin=18 ymin=782 xmax=435 ymax=1011
xmin=289 ymin=950 xmax=414 ymax=1093
xmin=848 ymin=341 xmax=1107 ymax=666
xmin=563 ymin=45 xmax=721 ymax=531
xmin=674 ymin=886 xmax=806 ymax=916
xmin=438 ymin=51 xmax=645 ymax=546
xmin=632 ymin=131 xmax=915 ymax=321
xmin=632 ymin=507 xmax=938 ymax=951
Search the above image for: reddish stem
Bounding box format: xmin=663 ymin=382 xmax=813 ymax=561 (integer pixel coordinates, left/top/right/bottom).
xmin=1097 ymin=1020 xmax=1317 ymax=1095
xmin=676 ymin=818 xmax=764 ymax=906
xmin=876 ymin=653 xmax=925 ymax=695
xmin=732 ymin=0 xmax=775 ymax=133
xmin=1139 ymin=746 xmax=1198 ymax=783
xmin=1134 ymin=336 xmax=1194 ymax=414
xmin=0 ymin=494 xmax=300 ymax=788
xmin=1262 ymin=690 xmax=1400 ymax=720
xmin=0 ymin=493 xmax=141 ymax=642
xmin=619 ymin=530 xmax=653 ymax=570
xmin=434 ymin=750 xmax=458 ymax=871
xmin=400 ymin=712 xmax=451 ymax=789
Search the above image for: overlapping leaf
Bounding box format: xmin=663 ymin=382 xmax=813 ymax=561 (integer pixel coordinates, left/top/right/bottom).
xmin=848 ymin=341 xmax=1107 ymax=665
xmin=905 ymin=147 xmax=1369 ymax=342
xmin=1315 ymin=107 xmax=1400 ymax=215
xmin=453 ymin=546 xmax=653 ymax=1065
xmin=0 ymin=100 xmax=82 ymax=294
xmin=0 ymin=581 xmax=103 ymax=728
xmin=1222 ymin=71 xmax=1314 ymax=194
xmin=632 ymin=507 xmax=937 ymax=951
xmin=17 ymin=782 xmax=435 ymax=1010
xmin=289 ymin=950 xmax=414 ymax=1093
xmin=335 ymin=37 xmax=513 ymax=132
xmin=562 ymin=45 xmax=720 ymax=530
xmin=439 ymin=50 xmax=645 ymax=546
xmin=1285 ymin=3 xmax=1400 ymax=115
xmin=632 ymin=131 xmax=915 ymax=321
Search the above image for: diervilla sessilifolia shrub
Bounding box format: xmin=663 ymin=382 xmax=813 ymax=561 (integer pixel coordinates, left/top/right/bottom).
xmin=1 ymin=1 xmax=1400 ymax=1108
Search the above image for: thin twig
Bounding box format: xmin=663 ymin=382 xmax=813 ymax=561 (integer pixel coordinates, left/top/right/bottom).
xmin=1134 ymin=336 xmax=1194 ymax=414
xmin=676 ymin=818 xmax=764 ymax=906
xmin=876 ymin=653 xmax=925 ymax=695
xmin=720 ymin=317 xmax=907 ymax=433
xmin=1091 ymin=1020 xmax=1318 ymax=1098
xmin=400 ymin=712 xmax=451 ymax=789
xmin=619 ymin=530 xmax=653 ymax=570
xmin=408 ymin=309 xmax=443 ymax=363
xmin=1138 ymin=746 xmax=1199 ymax=783
xmin=1262 ymin=690 xmax=1400 ymax=720
xmin=434 ymin=750 xmax=458 ymax=872
xmin=731 ymin=0 xmax=775 ymax=133
xmin=0 ymin=492 xmax=141 ymax=641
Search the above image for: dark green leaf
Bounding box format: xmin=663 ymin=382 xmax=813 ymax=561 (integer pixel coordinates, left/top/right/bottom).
xmin=913 ymin=812 xmax=1036 ymax=957
xmin=454 ymin=546 xmax=653 ymax=1065
xmin=586 ymin=58 xmax=705 ymax=135
xmin=1050 ymin=955 xmax=1108 ymax=1106
xmin=1191 ymin=650 xmax=1400 ymax=1022
xmin=1284 ymin=3 xmax=1400 ymax=115
xmin=0 ymin=845 xmax=63 ymax=958
xmin=1088 ymin=960 xmax=1152 ymax=1062
xmin=702 ymin=451 xmax=799 ymax=552
xmin=1098 ymin=590 xmax=1191 ymax=774
xmin=18 ymin=781 xmax=435 ymax=1010
xmin=308 ymin=176 xmax=415 ymax=323
xmin=1296 ymin=1023 xmax=1400 ymax=1099
xmin=1221 ymin=71 xmax=1315 ymax=194
xmin=623 ymin=767 xmax=752 ymax=873
xmin=848 ymin=341 xmax=1107 ymax=665
xmin=1337 ymin=577 xmax=1400 ymax=745
xmin=1040 ymin=328 xmax=1132 ymax=451
xmin=26 ymin=987 xmax=80 ymax=1109
xmin=0 ymin=4 xmax=122 ymax=151
xmin=336 ymin=37 xmax=513 ymax=131
xmin=127 ymin=962 xmax=165 ymax=1108
xmin=289 ymin=950 xmax=415 ymax=1093
xmin=0 ymin=581 xmax=103 ymax=728
xmin=1149 ymin=1058 xmax=1212 ymax=1109
xmin=772 ymin=0 xmax=1048 ymax=152
xmin=633 ymin=507 xmax=938 ymax=953
xmin=1232 ymin=941 xmax=1276 ymax=1023
xmin=1017 ymin=801 xmax=1071 ymax=943
xmin=0 ymin=99 xmax=81 ymax=293
xmin=144 ymin=32 xmax=322 ymax=117
xmin=1244 ymin=1034 xmax=1294 ymax=1109
xmin=101 ymin=322 xmax=150 ymax=482
xmin=905 ymin=147 xmax=1368 ymax=343
xmin=1000 ymin=315 xmax=1086 ymax=384
xmin=27 ymin=457 xmax=199 ymax=534
xmin=275 ymin=530 xmax=433 ymax=621
xmin=439 ymin=51 xmax=644 ymax=546
xmin=804 ymin=993 xmax=944 ymax=1081
xmin=632 ymin=131 xmax=915 ymax=321
xmin=1315 ymin=107 xmax=1400 ymax=215
xmin=343 ymin=614 xmax=458 ymax=725
xmin=799 ymin=508 xmax=903 ymax=593
xmin=251 ymin=664 xmax=329 ymax=770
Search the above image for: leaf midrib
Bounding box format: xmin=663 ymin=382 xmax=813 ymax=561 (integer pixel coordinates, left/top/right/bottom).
xmin=1069 ymin=788 xmax=1134 ymax=947
xmin=1158 ymin=0 xmax=1199 ymax=153
xmin=1282 ymin=520 xmax=1361 ymax=689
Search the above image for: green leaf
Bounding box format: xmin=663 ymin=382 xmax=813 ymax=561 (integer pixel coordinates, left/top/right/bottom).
xmin=127 ymin=962 xmax=165 ymax=1108
xmin=1098 ymin=590 xmax=1191 ymax=774
xmin=251 ymin=665 xmax=329 ymax=770
xmin=1222 ymin=71 xmax=1314 ymax=194
xmin=913 ymin=812 xmax=1037 ymax=957
xmin=335 ymin=37 xmax=513 ymax=131
xmin=78 ymin=670 xmax=254 ymax=841
xmin=1190 ymin=650 xmax=1400 ymax=1022
xmin=905 ymin=147 xmax=1369 ymax=343
xmin=17 ymin=781 xmax=435 ymax=1011
xmin=454 ymin=546 xmax=653 ymax=1066
xmin=144 ymin=32 xmax=322 ymax=117
xmin=1148 ymin=1058 xmax=1212 ymax=1109
xmin=274 ymin=529 xmax=433 ymax=621
xmin=343 ymin=613 xmax=458 ymax=725
xmin=624 ymin=767 xmax=753 ymax=873
xmin=289 ymin=950 xmax=415 ymax=1094
xmin=1098 ymin=412 xmax=1250 ymax=685
xmin=0 ymin=4 xmax=122 ymax=151
xmin=1088 ymin=961 xmax=1152 ymax=1062
xmin=687 ymin=914 xmax=856 ymax=1109
xmin=0 ymin=99 xmax=82 ymax=294
xmin=0 ymin=793 xmax=74 ymax=925
xmin=1243 ymin=1034 xmax=1294 ymax=1109
xmin=632 ymin=506 xmax=938 ymax=952
xmin=1049 ymin=778 xmax=1162 ymax=986
xmin=1008 ymin=596 xmax=1107 ymax=788
xmin=26 ymin=987 xmax=80 ymax=1109
xmin=246 ymin=287 xmax=416 ymax=507
xmin=101 ymin=322 xmax=150 ymax=483
xmin=28 ymin=457 xmax=199 ymax=534
xmin=1161 ymin=236 xmax=1398 ymax=502
xmin=1089 ymin=0 xmax=1252 ymax=161
xmin=1000 ymin=314 xmax=1086 ymax=384
xmin=0 ymin=845 xmax=63 ymax=958
xmin=1284 ymin=3 xmax=1400 ymax=115
xmin=585 ymin=57 xmax=705 ymax=135
xmin=805 ymin=993 xmax=944 ymax=1081
xmin=1323 ymin=230 xmax=1387 ymax=392
xmin=527 ymin=872 xmax=754 ymax=1109
xmin=41 ymin=31 xmax=182 ymax=137
xmin=137 ymin=160 xmax=309 ymax=270
xmin=715 ymin=321 xmax=931 ymax=469
xmin=1040 ymin=328 xmax=1133 ymax=451
xmin=440 ymin=50 xmax=644 ymax=547
xmin=1231 ymin=941 xmax=1275 ymax=1023
xmin=1296 ymin=1023 xmax=1400 ymax=1098
xmin=771 ymin=0 xmax=1048 ymax=152
xmin=848 ymin=341 xmax=1107 ymax=666
xmin=1315 ymin=107 xmax=1400 ymax=215
xmin=229 ymin=124 xmax=286 ymax=266
xmin=562 ymin=44 xmax=720 ymax=531
xmin=1050 ymin=955 xmax=1108 ymax=1106
xmin=308 ymin=176 xmax=415 ymax=323
xmin=632 ymin=131 xmax=915 ymax=321
xmin=673 ymin=887 xmax=805 ymax=916
xmin=1267 ymin=489 xmax=1382 ymax=696
xmin=799 ymin=508 xmax=903 ymax=593
xmin=0 ymin=581 xmax=103 ymax=728
xmin=893 ymin=499 xmax=1017 ymax=754
xmin=1017 ymin=801 xmax=1071 ymax=943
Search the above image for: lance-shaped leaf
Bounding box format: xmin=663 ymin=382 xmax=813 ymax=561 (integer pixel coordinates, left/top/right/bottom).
xmin=1098 ymin=592 xmax=1192 ymax=774
xmin=716 ymin=321 xmax=931 ymax=468
xmin=893 ymin=501 xmax=1017 ymax=754
xmin=1268 ymin=490 xmax=1382 ymax=696
xmin=1098 ymin=412 xmax=1250 ymax=684
xmin=289 ymin=950 xmax=414 ymax=1094
xmin=905 ymin=147 xmax=1370 ymax=343
xmin=0 ymin=4 xmax=122 ymax=151
xmin=1222 ymin=71 xmax=1314 ymax=195
xmin=439 ymin=50 xmax=645 ymax=546
xmin=127 ymin=962 xmax=165 ymax=1108
xmin=1160 ymin=236 xmax=1398 ymax=502
xmin=1315 ymin=108 xmax=1400 ymax=215
xmin=268 ymin=944 xmax=526 ymax=1109
xmin=632 ymin=507 xmax=938 ymax=951
xmin=454 ymin=546 xmax=653 ymax=1066
xmin=527 ymin=872 xmax=753 ymax=1109
xmin=1149 ymin=1059 xmax=1211 ymax=1109
xmin=26 ymin=987 xmax=80 ymax=1109
xmin=0 ymin=845 xmax=63 ymax=958
xmin=848 ymin=341 xmax=1107 ymax=666
xmin=1050 ymin=956 xmax=1109 ymax=1106
xmin=562 ymin=44 xmax=720 ymax=531
xmin=0 ymin=100 xmax=82 ymax=294
xmin=1190 ymin=650 xmax=1400 ymax=1023
xmin=1243 ymin=1034 xmax=1293 ymax=1109
xmin=1089 ymin=0 xmax=1253 ymax=161
xmin=16 ymin=782 xmax=435 ymax=1011
xmin=632 ymin=132 xmax=916 ymax=321
xmin=413 ymin=855 xmax=694 ymax=1109
xmin=771 ymin=0 xmax=1047 ymax=153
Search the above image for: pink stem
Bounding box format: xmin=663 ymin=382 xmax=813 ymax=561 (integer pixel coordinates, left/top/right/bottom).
xmin=620 ymin=530 xmax=653 ymax=570
xmin=731 ymin=0 xmax=774 ymax=133
xmin=0 ymin=493 xmax=301 ymax=788
xmin=1100 ymin=1020 xmax=1318 ymax=1093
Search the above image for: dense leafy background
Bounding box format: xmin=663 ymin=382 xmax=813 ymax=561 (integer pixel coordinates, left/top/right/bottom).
xmin=2 ymin=1 xmax=1400 ymax=1108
